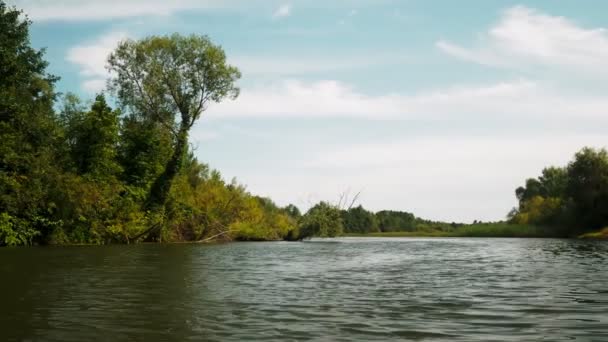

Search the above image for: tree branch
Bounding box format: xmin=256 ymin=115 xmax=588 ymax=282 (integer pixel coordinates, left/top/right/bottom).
xmin=347 ymin=191 xmax=362 ymax=210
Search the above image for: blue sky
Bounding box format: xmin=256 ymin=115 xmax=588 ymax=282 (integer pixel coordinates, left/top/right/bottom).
xmin=11 ymin=0 xmax=608 ymax=222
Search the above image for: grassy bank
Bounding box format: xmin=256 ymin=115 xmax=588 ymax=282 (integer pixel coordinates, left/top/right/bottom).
xmin=344 ymin=223 xmax=549 ymax=238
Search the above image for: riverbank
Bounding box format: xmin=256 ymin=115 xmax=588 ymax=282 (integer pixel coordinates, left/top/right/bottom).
xmin=9 ymin=225 xmax=608 ymax=247
xmin=344 ymin=223 xmax=551 ymax=238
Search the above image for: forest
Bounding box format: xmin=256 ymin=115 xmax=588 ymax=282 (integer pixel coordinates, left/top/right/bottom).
xmin=1 ymin=2 xmax=607 ymax=246
xmin=0 ymin=2 xmax=301 ymax=246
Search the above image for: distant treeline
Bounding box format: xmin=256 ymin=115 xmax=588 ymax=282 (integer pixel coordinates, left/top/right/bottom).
xmin=338 ymin=207 xmax=468 ymax=234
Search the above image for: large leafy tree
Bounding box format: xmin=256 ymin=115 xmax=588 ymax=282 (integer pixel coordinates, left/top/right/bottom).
xmin=108 ymin=34 xmax=240 ymax=237
xmin=0 ymin=2 xmax=60 ymax=245
xmin=0 ymin=1 xmax=58 ymax=175
xmin=566 ymin=147 xmax=608 ymax=230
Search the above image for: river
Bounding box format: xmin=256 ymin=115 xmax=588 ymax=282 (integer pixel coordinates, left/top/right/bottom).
xmin=1 ymin=237 xmax=607 ymax=341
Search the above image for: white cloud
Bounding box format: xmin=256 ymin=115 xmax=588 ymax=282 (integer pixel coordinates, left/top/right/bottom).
xmin=209 ymin=78 xmax=608 ymax=121
xmin=229 ymin=54 xmax=402 ymax=76
xmin=436 ymin=6 xmax=608 ymax=73
xmin=9 ymin=0 xmax=230 ymax=21
xmin=212 ymin=79 xmax=401 ymax=119
xmin=272 ymin=4 xmax=291 ymax=18
xmin=66 ymin=31 xmax=129 ymax=93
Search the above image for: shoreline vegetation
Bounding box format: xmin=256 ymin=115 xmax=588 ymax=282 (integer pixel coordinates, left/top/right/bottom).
xmin=1 ymin=2 xmax=608 ymax=247
xmin=345 ymin=226 xmax=608 ymax=239
xmin=344 ymin=223 xmax=548 ymax=238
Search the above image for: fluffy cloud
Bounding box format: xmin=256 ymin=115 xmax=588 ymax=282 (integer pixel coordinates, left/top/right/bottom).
xmin=211 ymin=7 xmax=608 ymax=120
xmin=208 ymin=78 xmax=608 ymax=121
xmin=436 ymin=6 xmax=608 ymax=73
xmin=66 ymin=31 xmax=129 ymax=93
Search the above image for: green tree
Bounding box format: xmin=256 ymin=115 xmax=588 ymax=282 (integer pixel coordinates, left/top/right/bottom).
xmin=0 ymin=2 xmax=61 ymax=245
xmin=291 ymin=202 xmax=343 ymax=240
xmin=539 ymin=167 xmax=568 ymax=198
xmin=515 ymin=167 xmax=567 ymax=208
xmin=515 ymin=178 xmax=544 ymax=206
xmin=283 ymin=204 xmax=302 ymax=220
xmin=63 ymin=94 xmax=122 ymax=179
xmin=566 ymin=147 xmax=608 ymax=231
xmin=118 ymin=116 xmax=173 ymax=188
xmin=511 ymin=148 xmax=608 ymax=235
xmin=108 ymin=34 xmax=241 ymax=213
xmin=376 ymin=210 xmax=416 ymax=232
xmin=341 ymin=205 xmax=379 ymax=233
xmin=0 ymin=1 xmax=58 ymax=176
xmin=511 ymin=196 xmax=563 ymax=226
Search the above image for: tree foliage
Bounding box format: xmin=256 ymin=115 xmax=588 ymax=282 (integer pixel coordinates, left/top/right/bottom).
xmin=62 ymin=94 xmax=122 ymax=179
xmin=288 ymin=202 xmax=344 ymax=240
xmin=511 ymin=147 xmax=608 ymax=236
xmin=0 ymin=2 xmax=63 ymax=245
xmin=376 ymin=210 xmax=416 ymax=232
xmin=0 ymin=2 xmax=300 ymax=246
xmin=108 ymin=34 xmax=241 ymax=212
xmin=341 ymin=205 xmax=379 ymax=234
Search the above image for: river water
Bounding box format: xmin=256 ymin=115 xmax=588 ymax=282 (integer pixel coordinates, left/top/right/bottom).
xmin=1 ymin=238 xmax=607 ymax=341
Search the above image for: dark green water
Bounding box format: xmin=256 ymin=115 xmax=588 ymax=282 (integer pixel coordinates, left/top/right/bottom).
xmin=1 ymin=238 xmax=607 ymax=341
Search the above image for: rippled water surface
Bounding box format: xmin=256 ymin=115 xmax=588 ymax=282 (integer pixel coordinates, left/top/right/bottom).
xmin=1 ymin=238 xmax=608 ymax=341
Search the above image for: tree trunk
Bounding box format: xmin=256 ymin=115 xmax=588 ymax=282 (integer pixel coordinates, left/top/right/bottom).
xmin=145 ymin=124 xmax=189 ymax=241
